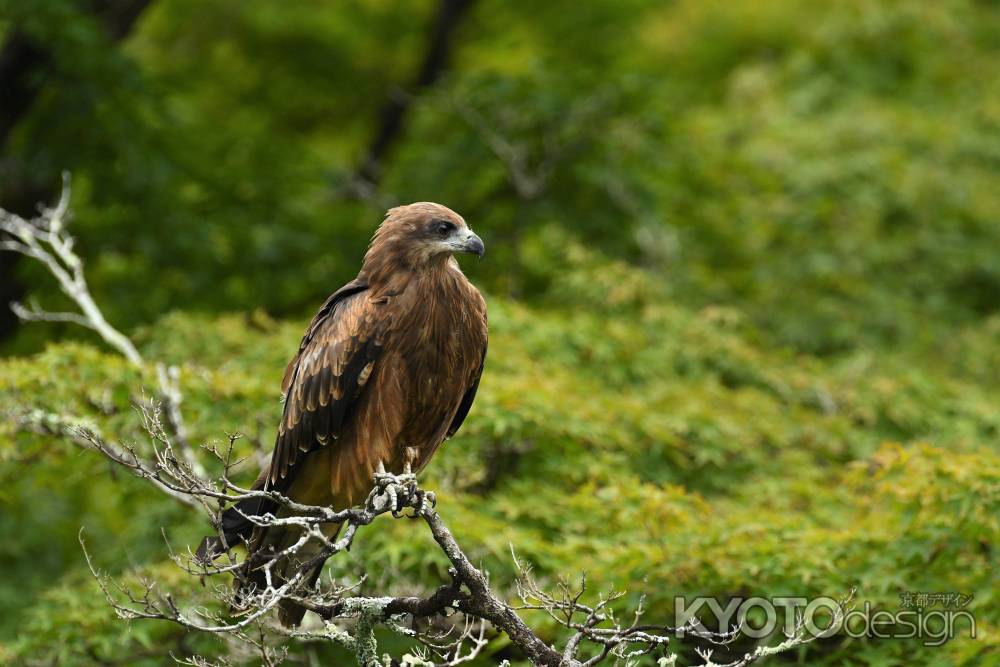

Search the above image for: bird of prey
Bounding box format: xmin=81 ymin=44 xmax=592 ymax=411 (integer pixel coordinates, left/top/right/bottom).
xmin=199 ymin=203 xmax=487 ymax=626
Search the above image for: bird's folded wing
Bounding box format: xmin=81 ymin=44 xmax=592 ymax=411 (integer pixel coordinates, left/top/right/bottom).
xmin=447 ymin=343 xmax=486 ymax=438
xmin=271 ymin=279 xmax=384 ymax=487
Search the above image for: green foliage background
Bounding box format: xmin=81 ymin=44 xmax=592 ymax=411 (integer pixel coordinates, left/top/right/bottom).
xmin=1 ymin=0 xmax=998 ymax=665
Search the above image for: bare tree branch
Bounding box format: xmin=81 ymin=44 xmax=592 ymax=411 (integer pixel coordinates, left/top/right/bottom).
xmin=1 ymin=173 xmax=139 ymax=361
xmin=1 ymin=176 xmax=204 ymax=476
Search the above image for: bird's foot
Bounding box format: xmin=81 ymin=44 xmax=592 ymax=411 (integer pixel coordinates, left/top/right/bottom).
xmin=372 ymin=471 xmax=434 ymax=517
xmin=405 ymin=488 xmax=436 ymax=518
xmin=373 ymin=471 xmax=416 ymax=517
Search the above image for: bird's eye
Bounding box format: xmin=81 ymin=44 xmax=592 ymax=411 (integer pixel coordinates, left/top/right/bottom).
xmin=434 ymin=220 xmax=455 ymax=236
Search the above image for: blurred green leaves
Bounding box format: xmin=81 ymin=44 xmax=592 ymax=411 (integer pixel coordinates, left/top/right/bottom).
xmin=2 ymin=288 xmax=998 ymax=664
xmin=5 ymin=0 xmax=999 ymax=354
xmin=2 ymin=0 xmax=1000 ymax=664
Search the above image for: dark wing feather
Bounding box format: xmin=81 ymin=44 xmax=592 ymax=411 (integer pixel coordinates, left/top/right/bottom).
xmin=281 ymin=279 xmax=368 ymax=393
xmin=271 ymin=278 xmax=384 ymax=489
xmin=447 ymin=343 xmax=487 ymax=438
xmin=200 ymin=275 xmax=484 ymax=563
xmin=198 ymin=278 xmax=381 ymax=561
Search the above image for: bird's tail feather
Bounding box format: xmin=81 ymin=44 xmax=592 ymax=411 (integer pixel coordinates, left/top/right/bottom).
xmin=195 ymin=477 xmax=342 ymax=627
xmin=243 ymin=521 xmax=342 ymax=627
xmin=277 ymin=562 xmax=326 ymax=627
xmin=195 ymin=494 xmax=275 ymax=562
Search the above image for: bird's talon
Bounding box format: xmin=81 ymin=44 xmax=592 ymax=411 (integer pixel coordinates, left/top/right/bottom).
xmin=370 ymin=471 xmax=432 ymax=516
xmin=405 ymin=490 xmax=425 ymax=518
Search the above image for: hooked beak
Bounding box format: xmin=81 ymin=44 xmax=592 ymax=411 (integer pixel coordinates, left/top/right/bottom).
xmin=461 ymin=231 xmax=485 ymax=257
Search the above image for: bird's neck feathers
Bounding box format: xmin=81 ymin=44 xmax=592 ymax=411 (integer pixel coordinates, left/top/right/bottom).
xmin=361 ymin=230 xmax=464 ymax=296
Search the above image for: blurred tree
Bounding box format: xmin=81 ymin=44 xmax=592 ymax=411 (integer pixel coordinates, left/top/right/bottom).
xmin=3 ymin=0 xmax=995 ymax=356
xmin=0 ymin=0 xmax=154 ymax=340
xmin=1 ymin=2 xmax=999 ymax=664
xmin=346 ymin=0 xmax=478 ymax=197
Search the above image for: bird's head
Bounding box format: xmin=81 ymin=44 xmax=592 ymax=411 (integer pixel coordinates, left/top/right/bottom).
xmin=364 ymin=202 xmax=485 ymax=274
